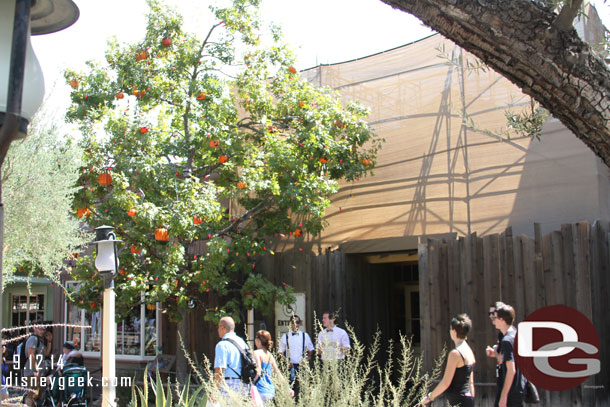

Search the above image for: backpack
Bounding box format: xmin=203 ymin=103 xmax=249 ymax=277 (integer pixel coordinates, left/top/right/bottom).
xmin=222 ymin=337 xmax=258 ymax=384
xmin=17 ymin=335 xmax=40 ymax=372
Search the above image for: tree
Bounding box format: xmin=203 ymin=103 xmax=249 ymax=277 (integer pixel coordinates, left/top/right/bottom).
xmin=381 ymin=0 xmax=610 ymax=167
xmin=2 ymin=106 xmax=86 ymax=286
xmin=65 ymin=0 xmax=380 ymax=327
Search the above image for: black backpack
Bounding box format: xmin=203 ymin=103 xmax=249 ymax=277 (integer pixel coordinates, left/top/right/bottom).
xmin=17 ymin=335 xmax=40 ymax=372
xmin=222 ymin=337 xmax=258 ymax=384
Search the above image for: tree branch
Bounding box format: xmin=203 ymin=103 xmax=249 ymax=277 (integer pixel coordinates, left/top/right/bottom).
xmin=381 ymin=0 xmax=610 ymax=168
xmin=553 ymin=0 xmax=584 ymax=32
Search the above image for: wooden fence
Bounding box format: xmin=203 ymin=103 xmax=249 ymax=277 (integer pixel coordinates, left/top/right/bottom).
xmin=419 ymin=221 xmax=610 ymax=407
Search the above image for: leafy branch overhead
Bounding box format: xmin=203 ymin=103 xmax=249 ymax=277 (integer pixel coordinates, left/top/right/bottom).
xmin=65 ymin=0 xmax=381 ymax=322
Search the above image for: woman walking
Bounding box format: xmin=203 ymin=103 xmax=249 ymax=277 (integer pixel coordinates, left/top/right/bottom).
xmin=254 ymin=330 xmax=293 ymax=405
xmin=421 ymin=314 xmax=476 ymax=407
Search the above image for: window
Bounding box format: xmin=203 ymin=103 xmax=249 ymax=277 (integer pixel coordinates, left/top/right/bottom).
xmin=64 ymin=283 xmax=160 ymax=359
xmin=11 ymin=294 xmax=45 ymax=326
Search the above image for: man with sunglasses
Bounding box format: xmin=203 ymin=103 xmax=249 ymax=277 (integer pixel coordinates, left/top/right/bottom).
xmin=278 ymin=315 xmax=314 ymax=399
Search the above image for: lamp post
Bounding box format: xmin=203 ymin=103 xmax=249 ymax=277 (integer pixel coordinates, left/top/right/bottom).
xmin=93 ymin=225 xmax=121 ymax=407
xmin=0 ymin=0 xmax=78 ymax=393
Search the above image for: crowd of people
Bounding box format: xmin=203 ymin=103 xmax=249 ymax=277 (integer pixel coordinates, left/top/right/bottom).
xmin=210 ymin=303 xmax=529 ymax=407
xmin=212 ymin=311 xmax=350 ymax=406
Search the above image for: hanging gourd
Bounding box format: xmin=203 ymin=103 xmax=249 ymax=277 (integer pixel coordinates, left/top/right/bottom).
xmin=127 ymin=209 xmax=137 ymax=217
xmin=155 ymin=227 xmax=169 ymax=242
xmin=218 ymin=155 xmax=228 ymax=164
xmin=98 ymin=173 xmax=112 ymax=185
xmin=193 ymin=215 xmax=203 ymax=225
xmin=319 ymin=157 xmax=328 ymax=164
xmin=237 ymin=181 xmax=246 ymax=189
xmin=76 ymin=207 xmax=91 ymax=218
xmin=116 ymin=92 xmax=125 ymax=100
xmin=209 ymin=139 xmax=219 ymax=149
xmin=294 ymin=228 xmax=303 ymax=237
xmin=196 ymin=92 xmax=206 ymax=101
xmin=146 ymin=304 xmax=156 ymax=311
xmin=362 ymin=158 xmax=371 ymax=167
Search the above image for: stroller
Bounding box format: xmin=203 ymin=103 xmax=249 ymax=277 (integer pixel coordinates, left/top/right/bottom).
xmin=35 ymin=364 xmax=88 ymax=407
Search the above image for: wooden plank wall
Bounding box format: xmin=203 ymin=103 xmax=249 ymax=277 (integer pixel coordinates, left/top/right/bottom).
xmin=258 ymin=249 xmax=394 ymax=355
xmin=420 ymin=221 xmax=610 ymax=407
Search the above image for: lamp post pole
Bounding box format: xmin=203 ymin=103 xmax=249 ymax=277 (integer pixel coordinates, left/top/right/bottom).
xmin=94 ymin=226 xmax=120 ymax=407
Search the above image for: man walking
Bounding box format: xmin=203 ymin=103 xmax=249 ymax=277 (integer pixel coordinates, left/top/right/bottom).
xmin=213 ymin=316 xmax=250 ymax=401
xmin=23 ymin=326 xmax=52 ymax=407
xmin=316 ymin=311 xmax=350 ymax=361
xmin=493 ymin=304 xmax=526 ymax=407
xmin=278 ymin=315 xmax=314 ymax=397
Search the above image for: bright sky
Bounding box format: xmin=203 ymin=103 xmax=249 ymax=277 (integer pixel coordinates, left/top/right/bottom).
xmin=31 ymin=0 xmax=610 ymax=99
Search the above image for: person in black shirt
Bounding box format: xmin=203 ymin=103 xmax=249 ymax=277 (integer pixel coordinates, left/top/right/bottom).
xmin=421 ymin=314 xmax=476 ymax=406
xmin=493 ymin=304 xmax=526 ymax=407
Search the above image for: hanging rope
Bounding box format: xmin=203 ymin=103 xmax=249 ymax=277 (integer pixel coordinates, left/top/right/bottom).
xmin=1 ymin=324 xmax=92 ymax=344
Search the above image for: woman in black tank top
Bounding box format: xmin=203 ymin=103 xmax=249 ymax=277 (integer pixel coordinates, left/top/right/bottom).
xmin=421 ymin=314 xmax=476 ymax=407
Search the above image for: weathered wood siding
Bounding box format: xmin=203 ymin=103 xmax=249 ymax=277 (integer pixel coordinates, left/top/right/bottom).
xmin=420 ymin=221 xmax=610 ymax=407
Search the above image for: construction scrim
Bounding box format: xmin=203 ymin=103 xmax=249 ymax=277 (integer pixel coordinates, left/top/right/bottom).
xmin=290 ymin=33 xmax=610 ymax=254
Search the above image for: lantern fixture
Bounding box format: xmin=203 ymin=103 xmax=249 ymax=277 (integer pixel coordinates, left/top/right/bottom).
xmin=1 ymin=0 xmax=79 ymax=140
xmin=93 ymin=225 xmax=121 ymax=280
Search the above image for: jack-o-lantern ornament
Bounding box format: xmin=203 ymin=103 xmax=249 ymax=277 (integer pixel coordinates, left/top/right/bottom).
xmin=237 ymin=181 xmax=246 ymax=189
xmin=127 ymin=209 xmax=137 ymax=217
xmin=98 ymin=173 xmax=112 ymax=185
xmin=209 ymin=139 xmax=219 ymax=149
xmin=193 ymin=216 xmax=203 ymax=225
xmin=319 ymin=157 xmax=328 ymax=164
xmin=218 ymin=155 xmax=228 ymax=164
xmin=155 ymin=227 xmax=169 ymax=242
xmin=196 ymin=92 xmax=206 ymax=101
xmin=362 ymin=158 xmax=371 ymax=167
xmin=294 ymin=228 xmax=302 ymax=237
xmin=76 ymin=207 xmax=91 ymax=218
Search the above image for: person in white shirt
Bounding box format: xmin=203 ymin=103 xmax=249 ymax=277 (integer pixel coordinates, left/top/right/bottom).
xmin=278 ymin=315 xmax=314 ymax=397
xmin=316 ymin=311 xmax=350 ymax=361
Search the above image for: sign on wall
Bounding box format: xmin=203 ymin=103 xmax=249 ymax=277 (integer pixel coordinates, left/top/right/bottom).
xmin=275 ymin=293 xmax=306 ymax=339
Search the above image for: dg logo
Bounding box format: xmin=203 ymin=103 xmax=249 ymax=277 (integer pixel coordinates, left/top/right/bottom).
xmin=515 ymin=305 xmax=600 ymax=391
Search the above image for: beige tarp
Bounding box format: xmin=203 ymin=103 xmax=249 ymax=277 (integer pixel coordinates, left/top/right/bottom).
xmin=280 ymin=32 xmax=610 ymax=254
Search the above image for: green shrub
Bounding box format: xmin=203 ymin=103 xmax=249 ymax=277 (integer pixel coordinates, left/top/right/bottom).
xmin=130 ymin=327 xmax=443 ymax=406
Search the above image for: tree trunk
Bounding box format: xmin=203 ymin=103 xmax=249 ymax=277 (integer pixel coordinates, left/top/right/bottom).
xmin=175 ymin=308 xmax=189 ymax=382
xmin=381 ymin=0 xmax=610 ymax=167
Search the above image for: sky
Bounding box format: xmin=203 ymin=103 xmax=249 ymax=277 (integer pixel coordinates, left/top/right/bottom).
xmin=31 ymin=0 xmax=610 ymax=100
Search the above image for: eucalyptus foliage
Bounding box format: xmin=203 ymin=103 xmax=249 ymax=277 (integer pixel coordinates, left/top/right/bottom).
xmin=65 ymin=0 xmax=381 ymax=321
xmin=2 ymin=108 xmax=86 ymax=286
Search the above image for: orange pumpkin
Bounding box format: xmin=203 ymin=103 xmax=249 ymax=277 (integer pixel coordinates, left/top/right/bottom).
xmin=139 ymin=127 xmax=149 ymax=134
xmin=218 ymin=155 xmax=229 ymax=164
xmin=208 ymin=139 xmax=219 ymax=149
xmin=294 ymin=228 xmax=302 ymax=237
xmin=319 ymin=157 xmax=328 ymax=164
xmin=193 ymin=215 xmax=203 ymax=225
xmin=116 ymin=92 xmax=125 ymax=100
xmin=76 ymin=207 xmax=90 ymax=218
xmin=155 ymin=227 xmax=169 ymax=242
xmin=98 ymin=173 xmax=112 ymax=185
xmin=69 ymin=80 xmax=79 ymax=89
xmin=127 ymin=209 xmax=137 ymax=217
xmin=288 ymin=66 xmax=297 ymax=74
xmin=130 ymin=245 xmax=141 ymax=254
xmin=298 ymin=100 xmax=306 ymax=108
xmin=146 ymin=304 xmax=156 ymax=311
xmin=237 ymin=181 xmax=247 ymax=189
xmin=362 ymin=159 xmax=371 ymax=167
xmin=136 ymin=50 xmax=147 ymax=61
xmin=196 ymin=92 xmax=206 ymax=100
